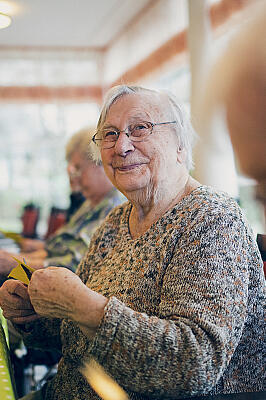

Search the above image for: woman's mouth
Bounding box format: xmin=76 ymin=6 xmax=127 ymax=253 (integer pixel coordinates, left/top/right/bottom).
xmin=116 ymin=164 xmax=143 ymax=172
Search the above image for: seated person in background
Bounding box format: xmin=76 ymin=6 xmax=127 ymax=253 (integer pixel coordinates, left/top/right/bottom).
xmin=65 ymin=130 xmax=86 ymax=221
xmin=42 ymin=128 xmax=123 ymax=271
xmin=0 ymin=127 xmax=123 ymax=275
xmin=0 ymin=85 xmax=264 ymax=399
xmin=20 ymin=132 xmax=86 ymax=254
xmin=65 ymin=187 xmax=85 ymax=222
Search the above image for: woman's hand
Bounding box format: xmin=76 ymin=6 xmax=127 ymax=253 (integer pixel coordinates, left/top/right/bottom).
xmin=0 ymin=250 xmax=17 ymax=276
xmin=20 ymin=238 xmax=45 ymax=253
xmin=0 ymin=280 xmax=40 ymax=324
xmin=28 ymin=267 xmax=108 ymax=338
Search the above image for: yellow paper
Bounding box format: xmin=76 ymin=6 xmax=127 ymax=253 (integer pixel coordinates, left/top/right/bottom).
xmin=0 ymin=230 xmax=22 ymax=244
xmin=8 ymin=257 xmax=35 ymax=285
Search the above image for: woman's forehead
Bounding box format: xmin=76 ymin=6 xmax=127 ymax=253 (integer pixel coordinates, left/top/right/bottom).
xmin=105 ymin=92 xmax=169 ymax=123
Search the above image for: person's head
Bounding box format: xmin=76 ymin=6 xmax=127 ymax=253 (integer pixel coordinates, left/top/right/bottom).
xmin=91 ymin=85 xmax=196 ymax=204
xmin=66 ymin=128 xmax=90 ymax=193
xmin=66 ymin=128 xmax=113 ymax=205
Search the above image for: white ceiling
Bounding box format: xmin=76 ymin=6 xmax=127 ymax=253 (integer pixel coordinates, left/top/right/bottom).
xmin=0 ymin=0 xmax=151 ymax=48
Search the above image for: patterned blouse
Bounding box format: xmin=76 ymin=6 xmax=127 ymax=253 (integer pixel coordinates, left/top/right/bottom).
xmin=44 ymin=189 xmax=124 ymax=271
xmin=20 ymin=186 xmax=265 ymax=399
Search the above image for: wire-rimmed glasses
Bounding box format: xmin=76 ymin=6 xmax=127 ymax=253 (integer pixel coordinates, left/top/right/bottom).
xmin=92 ymin=121 xmax=177 ymax=149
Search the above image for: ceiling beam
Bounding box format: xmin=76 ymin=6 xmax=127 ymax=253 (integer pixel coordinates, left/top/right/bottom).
xmin=0 ymin=85 xmax=102 ymax=103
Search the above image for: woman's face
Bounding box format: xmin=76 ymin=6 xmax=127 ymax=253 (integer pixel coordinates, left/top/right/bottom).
xmin=100 ymin=93 xmax=183 ymax=201
xmin=80 ymin=161 xmax=106 ymax=201
xmin=67 ymin=150 xmax=84 ymax=193
xmin=67 ymin=151 xmax=102 ymax=201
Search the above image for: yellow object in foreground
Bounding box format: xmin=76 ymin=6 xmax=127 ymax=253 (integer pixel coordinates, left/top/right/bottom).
xmin=81 ymin=359 xmax=128 ymax=400
xmin=8 ymin=257 xmax=35 ymax=286
xmin=0 ymin=312 xmax=17 ymax=400
xmin=0 ymin=230 xmax=22 ymax=244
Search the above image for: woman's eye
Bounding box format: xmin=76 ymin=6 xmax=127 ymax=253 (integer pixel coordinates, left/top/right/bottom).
xmin=134 ymin=124 xmax=147 ymax=130
xmin=104 ymin=130 xmax=118 ymax=139
xmin=131 ymin=123 xmax=149 ymax=137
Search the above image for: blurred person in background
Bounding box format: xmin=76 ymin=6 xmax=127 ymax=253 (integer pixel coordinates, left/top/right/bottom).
xmin=65 ymin=131 xmax=86 ymax=222
xmin=0 ymin=128 xmax=123 ymax=277
xmin=19 ymin=131 xmax=86 ymax=255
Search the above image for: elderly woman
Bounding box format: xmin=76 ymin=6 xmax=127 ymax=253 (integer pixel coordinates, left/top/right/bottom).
xmin=0 ymin=85 xmax=264 ymax=399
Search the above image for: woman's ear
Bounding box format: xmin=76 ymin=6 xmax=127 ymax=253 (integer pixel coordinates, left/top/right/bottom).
xmin=177 ymin=147 xmax=187 ymax=164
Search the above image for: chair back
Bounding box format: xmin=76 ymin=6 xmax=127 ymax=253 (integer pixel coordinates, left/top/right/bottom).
xmin=45 ymin=207 xmax=67 ymax=239
xmin=21 ymin=204 xmax=40 ymax=238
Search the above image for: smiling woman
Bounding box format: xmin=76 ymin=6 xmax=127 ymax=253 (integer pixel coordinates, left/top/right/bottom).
xmin=91 ymin=86 xmax=197 ymax=218
xmin=98 ymin=90 xmax=195 ymax=228
xmin=0 ymin=85 xmax=264 ymax=400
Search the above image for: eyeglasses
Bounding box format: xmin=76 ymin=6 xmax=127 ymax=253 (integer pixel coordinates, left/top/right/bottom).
xmin=92 ymin=121 xmax=177 ymax=149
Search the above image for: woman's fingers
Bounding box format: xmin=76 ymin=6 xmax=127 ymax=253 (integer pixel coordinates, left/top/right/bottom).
xmin=4 ymin=283 xmax=33 ymax=309
xmin=0 ymin=280 xmax=38 ymax=324
xmin=9 ymin=280 xmax=29 ymax=297
xmin=2 ymin=306 xmax=36 ymax=318
xmin=10 ymin=314 xmax=40 ymax=325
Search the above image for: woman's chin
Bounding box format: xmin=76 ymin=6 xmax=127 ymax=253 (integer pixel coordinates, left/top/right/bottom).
xmin=116 ymin=179 xmax=149 ymax=198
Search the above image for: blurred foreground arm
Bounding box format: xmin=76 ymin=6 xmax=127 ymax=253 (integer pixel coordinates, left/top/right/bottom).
xmin=200 ymin=4 xmax=266 ymax=186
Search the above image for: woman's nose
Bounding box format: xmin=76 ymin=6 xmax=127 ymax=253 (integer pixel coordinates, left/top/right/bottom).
xmin=67 ymin=163 xmax=74 ymax=176
xmin=114 ymin=132 xmax=135 ymax=156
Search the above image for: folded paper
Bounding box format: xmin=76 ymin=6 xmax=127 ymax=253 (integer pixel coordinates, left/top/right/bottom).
xmin=8 ymin=257 xmax=35 ymax=285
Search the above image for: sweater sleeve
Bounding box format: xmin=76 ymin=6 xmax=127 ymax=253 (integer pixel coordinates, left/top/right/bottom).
xmin=88 ymin=210 xmax=259 ymax=398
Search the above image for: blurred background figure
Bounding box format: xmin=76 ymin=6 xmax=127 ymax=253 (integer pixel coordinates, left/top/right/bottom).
xmin=17 ymin=130 xmax=87 ymax=254
xmin=200 ymin=3 xmax=266 ymax=212
xmin=65 ymin=131 xmax=86 ymax=222
xmin=0 ymin=127 xmax=123 ymax=278
xmin=223 ymin=7 xmax=266 ymax=215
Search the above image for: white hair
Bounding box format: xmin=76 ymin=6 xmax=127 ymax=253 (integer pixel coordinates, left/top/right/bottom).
xmin=90 ymin=85 xmax=197 ymax=170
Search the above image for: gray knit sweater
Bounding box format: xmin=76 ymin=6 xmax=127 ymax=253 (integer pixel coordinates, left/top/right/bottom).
xmin=20 ymin=186 xmax=265 ymax=399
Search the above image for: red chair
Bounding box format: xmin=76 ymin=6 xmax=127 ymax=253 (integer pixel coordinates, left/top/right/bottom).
xmin=21 ymin=204 xmax=40 ymax=238
xmin=45 ymin=207 xmax=67 ymax=239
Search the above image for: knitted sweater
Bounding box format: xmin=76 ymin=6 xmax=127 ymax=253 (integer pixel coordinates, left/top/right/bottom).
xmin=21 ymin=186 xmax=265 ymax=399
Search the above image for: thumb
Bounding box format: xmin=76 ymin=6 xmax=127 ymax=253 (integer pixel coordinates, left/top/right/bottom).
xmin=9 ymin=281 xmax=29 ymax=298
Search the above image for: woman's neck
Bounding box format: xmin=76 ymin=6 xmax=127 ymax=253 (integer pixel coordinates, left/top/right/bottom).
xmin=129 ymin=175 xmax=200 ymax=239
